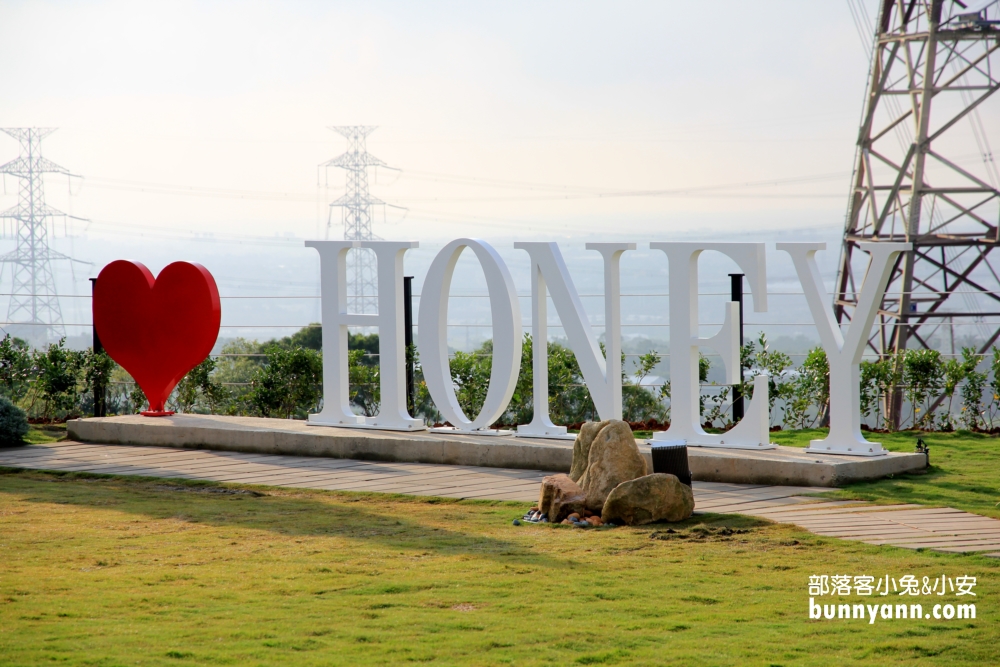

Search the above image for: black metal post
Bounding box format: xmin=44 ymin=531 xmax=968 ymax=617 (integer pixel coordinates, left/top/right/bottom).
xmin=729 ymin=273 xmax=745 ymax=422
xmin=403 ymin=276 xmax=415 ymax=416
xmin=89 ymin=278 xmax=106 ymax=417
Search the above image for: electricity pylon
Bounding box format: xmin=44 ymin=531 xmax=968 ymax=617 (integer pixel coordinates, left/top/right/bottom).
xmin=322 ymin=126 xmax=388 ymax=314
xmin=0 ymin=128 xmax=76 ymax=342
xmin=835 ymin=0 xmax=1000 ymax=425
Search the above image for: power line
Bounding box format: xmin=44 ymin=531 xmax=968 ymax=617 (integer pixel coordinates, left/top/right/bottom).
xmin=65 ymin=169 xmax=850 ymax=203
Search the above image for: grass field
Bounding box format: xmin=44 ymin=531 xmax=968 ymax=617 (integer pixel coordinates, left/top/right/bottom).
xmin=769 ymin=429 xmax=1000 ymax=520
xmin=23 ymin=422 xmax=69 ymax=445
xmin=1 ymin=467 xmax=997 ymax=666
xmin=1 ymin=425 xmax=998 ymax=665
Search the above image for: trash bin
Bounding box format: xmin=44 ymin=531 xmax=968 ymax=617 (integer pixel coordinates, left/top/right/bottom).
xmin=650 ymin=440 xmax=691 ymax=487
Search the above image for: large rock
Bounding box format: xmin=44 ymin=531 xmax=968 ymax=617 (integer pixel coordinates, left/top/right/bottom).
xmin=538 ymin=474 xmax=586 ymax=523
xmin=570 ymin=420 xmax=610 ymax=482
xmin=601 ymin=473 xmax=695 ymax=526
xmin=577 ymin=420 xmax=647 ymax=513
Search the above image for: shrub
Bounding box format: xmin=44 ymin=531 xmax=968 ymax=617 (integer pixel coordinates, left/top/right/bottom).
xmin=36 ymin=339 xmax=85 ymax=419
xmin=739 ymin=333 xmax=794 ymax=426
xmin=174 ymin=357 xmax=229 ymax=414
xmin=349 ymin=349 xmax=380 ymax=417
xmin=987 ymin=348 xmax=1000 ymax=430
xmin=784 ymin=347 xmax=830 ymax=429
xmin=0 ymin=395 xmax=29 ymax=446
xmin=622 ymin=350 xmax=668 ymax=423
xmin=0 ymin=335 xmax=34 ymax=403
xmin=940 ymin=347 xmax=980 ymax=430
xmin=959 ymin=348 xmax=987 ymax=430
xmin=903 ymin=349 xmax=944 ymax=428
xmin=247 ymin=346 xmax=322 ymax=419
xmin=438 ymin=334 xmax=601 ymax=427
xmin=859 ymin=354 xmax=901 ymax=430
xmin=447 ymin=344 xmax=492 ymax=421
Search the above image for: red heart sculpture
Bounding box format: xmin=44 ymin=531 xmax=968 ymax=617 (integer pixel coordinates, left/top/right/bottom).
xmin=93 ymin=260 xmax=221 ymax=415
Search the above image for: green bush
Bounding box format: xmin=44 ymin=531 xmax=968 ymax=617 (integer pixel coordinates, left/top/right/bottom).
xmin=0 ymin=335 xmax=34 ymax=403
xmin=349 ymin=348 xmax=380 ymax=416
xmin=247 ymin=346 xmax=322 ymax=419
xmin=622 ymin=350 xmax=668 ymax=423
xmin=36 ymin=339 xmax=85 ymax=419
xmin=783 ymin=347 xmax=830 ymax=429
xmin=0 ymin=395 xmax=29 ymax=446
xmin=173 ymin=357 xmax=229 ymax=414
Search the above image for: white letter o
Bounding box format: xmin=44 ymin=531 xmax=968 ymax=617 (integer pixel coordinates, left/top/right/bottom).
xmin=418 ymin=238 xmax=522 ymax=431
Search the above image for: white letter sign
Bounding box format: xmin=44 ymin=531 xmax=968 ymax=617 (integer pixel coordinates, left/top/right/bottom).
xmin=306 ymin=240 xmax=425 ymax=431
xmin=777 ymin=241 xmax=909 ymax=455
xmin=649 ymin=242 xmax=773 ymax=448
xmin=513 ymin=242 xmax=635 ymax=437
xmin=418 ymin=239 xmax=522 ymax=434
xmin=303 ymin=236 xmax=904 ymax=454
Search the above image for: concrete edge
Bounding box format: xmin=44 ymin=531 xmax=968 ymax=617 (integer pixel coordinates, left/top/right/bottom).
xmin=67 ymin=418 xmax=576 ymax=472
xmin=687 ymin=451 xmax=926 ymax=488
xmin=67 ymin=418 xmax=927 ymax=488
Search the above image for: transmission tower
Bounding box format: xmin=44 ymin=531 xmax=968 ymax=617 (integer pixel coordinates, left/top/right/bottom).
xmin=0 ymin=128 xmax=76 ymax=342
xmin=322 ymin=126 xmax=389 ymax=314
xmin=836 ymin=1 xmax=1000 ymax=366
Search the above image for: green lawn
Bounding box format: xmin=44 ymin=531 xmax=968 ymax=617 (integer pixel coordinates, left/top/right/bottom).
xmin=24 ymin=422 xmax=68 ymax=445
xmin=0 ymin=469 xmax=997 ymax=666
xmin=768 ymin=429 xmax=1000 ymax=520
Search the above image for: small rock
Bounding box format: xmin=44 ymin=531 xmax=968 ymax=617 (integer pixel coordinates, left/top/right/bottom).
xmin=512 ymin=519 xmax=521 ymax=526
xmin=586 ymin=516 xmax=603 ymax=527
xmin=560 ymin=519 xmax=573 ymax=525
xmin=538 ymin=474 xmax=587 ymax=523
xmin=601 ymin=473 xmax=695 ymax=526
xmin=567 ymin=512 xmax=581 ymax=521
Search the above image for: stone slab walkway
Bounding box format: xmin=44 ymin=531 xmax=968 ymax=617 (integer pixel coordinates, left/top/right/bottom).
xmin=1 ymin=442 xmax=997 ymax=556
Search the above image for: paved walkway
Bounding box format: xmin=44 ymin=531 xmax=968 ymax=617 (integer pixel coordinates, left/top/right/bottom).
xmin=1 ymin=442 xmax=998 ymax=555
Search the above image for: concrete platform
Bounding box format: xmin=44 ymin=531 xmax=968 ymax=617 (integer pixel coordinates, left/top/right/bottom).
xmin=67 ymin=414 xmax=927 ymax=487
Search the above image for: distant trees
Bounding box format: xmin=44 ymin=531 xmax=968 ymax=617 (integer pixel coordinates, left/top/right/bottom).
xmin=4 ymin=324 xmax=1000 ymax=433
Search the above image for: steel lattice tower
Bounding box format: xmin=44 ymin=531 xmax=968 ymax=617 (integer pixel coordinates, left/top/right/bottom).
xmin=836 ymin=1 xmax=1000 ymax=363
xmin=322 ymin=126 xmax=388 ymax=314
xmin=0 ymin=128 xmax=74 ymax=341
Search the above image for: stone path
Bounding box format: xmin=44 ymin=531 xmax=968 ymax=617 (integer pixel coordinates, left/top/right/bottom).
xmin=1 ymin=441 xmax=998 ymax=555
xmin=0 ymin=441 xmax=544 ymax=501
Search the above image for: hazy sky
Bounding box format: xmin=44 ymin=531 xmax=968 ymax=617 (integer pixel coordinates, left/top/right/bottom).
xmin=0 ymin=0 xmax=880 ymax=245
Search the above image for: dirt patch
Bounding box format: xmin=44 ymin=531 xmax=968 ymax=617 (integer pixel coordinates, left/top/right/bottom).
xmin=152 ymin=484 xmax=264 ymax=497
xmin=649 ymin=526 xmax=753 ymax=542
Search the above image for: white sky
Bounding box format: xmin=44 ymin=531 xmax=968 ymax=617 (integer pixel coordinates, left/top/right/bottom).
xmin=0 ymin=0 xmax=881 ymax=244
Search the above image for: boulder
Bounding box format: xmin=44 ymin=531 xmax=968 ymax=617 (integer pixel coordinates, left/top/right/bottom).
xmin=578 ymin=420 xmax=648 ymax=513
xmin=601 ymin=473 xmax=695 ymax=526
xmin=537 ymin=474 xmax=587 ymax=523
xmin=570 ymin=420 xmax=610 ymax=482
